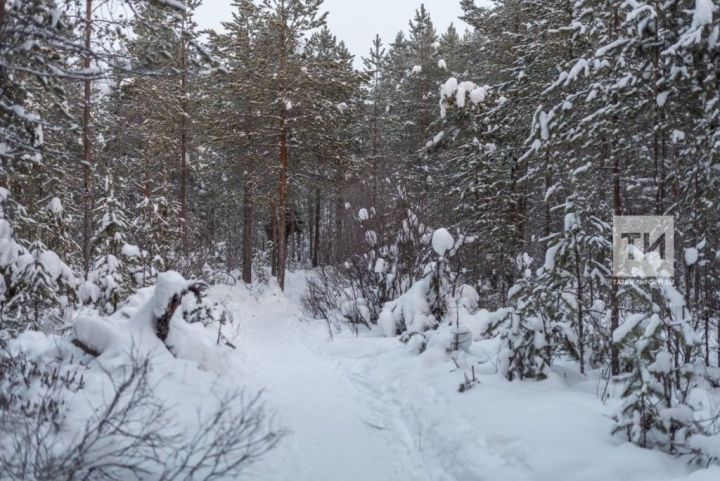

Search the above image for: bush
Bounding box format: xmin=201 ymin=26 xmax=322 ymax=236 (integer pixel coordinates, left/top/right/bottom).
xmin=0 ymin=346 xmax=282 ymax=481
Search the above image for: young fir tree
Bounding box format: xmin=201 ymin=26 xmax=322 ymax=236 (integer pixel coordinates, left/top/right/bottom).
xmin=87 ymin=178 xmax=130 ymax=314
xmin=612 ymin=282 xmax=706 ymax=457
xmin=0 ymin=188 xmax=23 ymax=326
xmin=8 ymin=240 xmax=75 ymax=329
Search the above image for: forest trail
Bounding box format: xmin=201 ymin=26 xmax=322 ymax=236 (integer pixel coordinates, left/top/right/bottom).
xmin=207 ymin=273 xmax=720 ymax=481
xmin=210 ymin=275 xmax=434 ymax=481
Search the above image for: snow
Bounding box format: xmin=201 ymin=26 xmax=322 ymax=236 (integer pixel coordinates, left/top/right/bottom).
xmin=39 ymin=249 xmax=76 ymax=284
xmin=438 ymin=59 xmax=447 ymax=70
xmin=456 ymin=81 xmax=477 ymax=108
xmin=79 ymin=279 xmax=101 ymax=304
xmin=218 ymin=273 xmax=715 ymax=481
xmin=0 ymin=219 xmax=19 ymax=268
xmin=469 ymin=86 xmax=487 ymax=104
xmin=47 ymin=197 xmax=63 ymax=216
xmin=564 ymin=212 xmax=579 ymax=232
xmin=544 ymin=244 xmax=561 ymax=271
xmin=122 ymin=243 xmax=142 ymax=258
xmin=613 ymin=313 xmax=647 ymax=343
xmin=412 ymin=65 xmax=422 ymax=74
xmin=74 ymin=271 xmax=213 ymax=364
xmin=648 ymin=351 xmax=674 ymax=374
xmin=358 ymin=208 xmax=369 ymax=221
xmin=692 ymin=0 xmax=716 ymax=29
xmin=595 ymin=38 xmax=628 ymax=57
xmin=685 ymin=247 xmax=699 ymax=266
xmin=441 ymin=77 xmax=458 ymax=99
xmin=564 ymin=58 xmax=589 ymax=84
xmin=156 ymin=0 xmax=186 ymax=12
xmin=672 ymin=129 xmax=686 ymax=143
xmin=8 ymin=271 xmax=719 ymax=480
xmin=539 ymin=110 xmax=551 ymax=140
xmin=431 ymin=228 xmax=454 ymax=256
xmin=377 ymin=276 xmax=436 ymax=335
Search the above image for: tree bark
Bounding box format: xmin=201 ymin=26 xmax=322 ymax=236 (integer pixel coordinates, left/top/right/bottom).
xmin=610 ymin=149 xmax=622 ymax=376
xmin=0 ymin=0 xmax=6 ymax=27
xmin=277 ymin=118 xmax=289 ymax=290
xmin=242 ymin=178 xmax=253 ymax=284
xmin=82 ymin=0 xmax=93 ymax=275
xmin=313 ymin=189 xmax=320 ymax=267
xmin=574 ymin=241 xmax=585 ymax=375
xmin=179 ymin=13 xmax=189 ymax=257
xmin=270 ymin=199 xmax=278 ymax=278
xmin=543 ymin=153 xmax=551 ymax=238
xmin=334 ymin=192 xmax=343 ymax=263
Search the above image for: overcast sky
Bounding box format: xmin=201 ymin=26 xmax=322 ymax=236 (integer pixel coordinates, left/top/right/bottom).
xmin=195 ymin=1 xmax=472 ymax=66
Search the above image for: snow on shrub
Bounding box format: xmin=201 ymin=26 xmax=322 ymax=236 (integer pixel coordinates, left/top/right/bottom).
xmin=73 ymin=271 xmax=230 ymax=369
xmin=1 ymin=300 xmax=281 ymax=480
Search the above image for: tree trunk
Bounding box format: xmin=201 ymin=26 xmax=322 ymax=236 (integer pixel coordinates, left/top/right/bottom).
xmin=313 ymin=189 xmax=320 ymax=268
xmin=242 ymin=178 xmax=253 ymax=284
xmin=610 ymin=151 xmax=622 ymax=376
xmin=82 ymin=0 xmax=93 ymax=275
xmin=277 ymin=117 xmax=289 ymax=291
xmin=271 ymin=199 xmax=278 ymax=277
xmin=334 ymin=192 xmax=343 ymax=263
xmin=543 ymin=153 xmax=551 ymax=238
xmin=289 ymin=202 xmax=296 ymax=265
xmin=179 ymin=14 xmax=189 ymax=257
xmin=574 ymin=241 xmax=585 ymax=375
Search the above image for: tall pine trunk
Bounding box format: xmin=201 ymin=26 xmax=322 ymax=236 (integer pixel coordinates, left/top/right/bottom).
xmin=277 ymin=117 xmax=288 ymax=290
xmin=82 ymin=0 xmax=93 ymax=275
xmin=270 ymin=199 xmax=278 ymax=278
xmin=242 ymin=178 xmax=253 ymax=284
xmin=313 ymin=189 xmax=320 ymax=268
xmin=179 ymin=15 xmax=189 ymax=257
xmin=610 ymin=150 xmax=622 ymax=376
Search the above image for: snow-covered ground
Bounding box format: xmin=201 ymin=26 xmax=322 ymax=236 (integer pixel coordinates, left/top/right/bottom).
xmin=7 ymin=271 xmax=718 ymax=480
xmin=209 ymin=272 xmax=720 ymax=481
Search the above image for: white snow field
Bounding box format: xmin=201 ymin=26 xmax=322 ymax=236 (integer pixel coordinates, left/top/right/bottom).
xmin=209 ymin=272 xmax=720 ymax=481
xmin=10 ymin=270 xmax=718 ymax=480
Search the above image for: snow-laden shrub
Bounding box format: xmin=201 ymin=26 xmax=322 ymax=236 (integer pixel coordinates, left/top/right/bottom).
xmin=302 ymin=209 xmax=437 ymax=334
xmin=331 ymin=207 xmax=434 ymax=332
xmin=302 ymin=266 xmax=364 ymax=336
xmin=5 ymin=241 xmax=77 ymax=329
xmin=1 ymin=192 xmax=77 ymax=332
xmin=611 ymin=283 xmax=718 ymax=462
xmin=0 ymin=270 xmax=282 ymax=480
xmin=0 ymin=339 xmax=85 ymax=430
xmin=377 ymin=228 xmax=472 ymax=338
xmin=0 ymin=337 xmax=281 ymax=481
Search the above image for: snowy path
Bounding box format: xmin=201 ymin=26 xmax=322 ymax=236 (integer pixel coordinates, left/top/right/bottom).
xmin=209 ymin=277 xmax=720 ymax=481
xmin=211 ymin=280 xmax=432 ymax=481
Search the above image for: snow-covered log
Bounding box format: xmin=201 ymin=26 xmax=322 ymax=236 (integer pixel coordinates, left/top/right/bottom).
xmin=73 ymin=271 xmax=207 ymax=358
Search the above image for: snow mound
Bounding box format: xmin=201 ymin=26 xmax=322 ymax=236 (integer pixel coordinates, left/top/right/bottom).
xmin=377 ymin=276 xmax=436 ymax=336
xmin=432 ymin=228 xmax=454 ymax=256
xmin=73 ymin=271 xmax=222 ymax=370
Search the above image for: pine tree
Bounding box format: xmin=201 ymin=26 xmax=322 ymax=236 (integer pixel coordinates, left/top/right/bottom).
xmin=612 ymin=283 xmax=705 ymax=456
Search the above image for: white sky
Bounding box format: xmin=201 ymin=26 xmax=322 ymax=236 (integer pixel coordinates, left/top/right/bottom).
xmin=195 ymin=0 xmax=473 ymax=66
